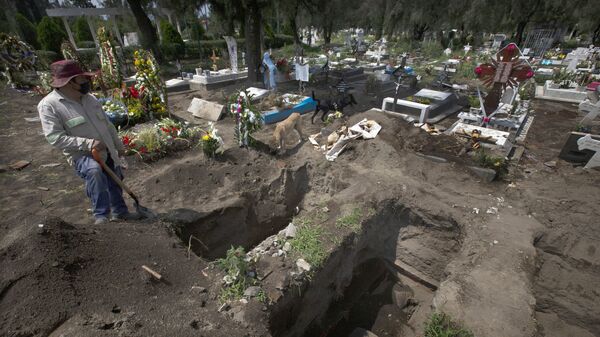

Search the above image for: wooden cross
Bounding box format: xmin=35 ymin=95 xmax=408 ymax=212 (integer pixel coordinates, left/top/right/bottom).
xmin=475 ymin=43 xmax=533 ymax=114
xmin=210 ymin=49 xmax=220 ymax=71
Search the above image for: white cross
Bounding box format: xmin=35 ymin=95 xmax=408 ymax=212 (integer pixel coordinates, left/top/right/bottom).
xmin=577 ymin=134 xmax=600 ymax=169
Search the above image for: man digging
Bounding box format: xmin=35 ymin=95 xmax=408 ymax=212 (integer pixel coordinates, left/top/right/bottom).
xmin=37 ymin=60 xmax=139 ymax=224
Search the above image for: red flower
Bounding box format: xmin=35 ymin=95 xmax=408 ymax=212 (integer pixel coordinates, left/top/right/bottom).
xmin=129 ymin=85 xmax=139 ymax=99
xmin=506 ymin=43 xmax=517 ymax=53
xmin=139 ymin=146 xmax=147 ymax=154
xmin=160 ymin=127 xmax=170 ymax=133
xmin=526 ymin=70 xmax=534 ymax=78
xmin=122 ymin=135 xmax=131 ymax=146
xmin=474 ymin=66 xmax=483 ymax=75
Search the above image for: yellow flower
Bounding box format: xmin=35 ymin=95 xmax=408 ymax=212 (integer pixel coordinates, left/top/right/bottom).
xmin=134 ymin=60 xmax=141 ymax=67
xmin=146 ymin=60 xmax=152 ymax=66
xmin=202 ymin=134 xmax=211 ymax=141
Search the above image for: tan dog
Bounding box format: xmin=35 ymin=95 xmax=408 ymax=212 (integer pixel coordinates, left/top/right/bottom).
xmin=326 ymin=125 xmax=348 ymax=148
xmin=272 ymin=112 xmax=304 ymax=153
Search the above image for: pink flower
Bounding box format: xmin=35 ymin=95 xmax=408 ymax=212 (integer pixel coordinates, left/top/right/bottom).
xmin=526 ymin=70 xmax=534 ymax=78
xmin=506 ymin=43 xmax=517 ymax=52
xmin=474 ymin=66 xmax=483 ymax=75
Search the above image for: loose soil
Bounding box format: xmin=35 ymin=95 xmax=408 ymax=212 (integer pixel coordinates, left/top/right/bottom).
xmin=1 ymin=81 xmax=599 ymax=337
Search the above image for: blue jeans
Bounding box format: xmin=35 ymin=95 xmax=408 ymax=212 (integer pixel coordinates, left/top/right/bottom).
xmin=75 ymin=155 xmax=128 ymax=219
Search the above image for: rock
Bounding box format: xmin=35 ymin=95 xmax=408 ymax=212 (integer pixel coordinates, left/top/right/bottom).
xmin=392 ymin=284 xmax=413 ymax=309
xmin=296 ymin=258 xmax=311 ymax=272
xmin=217 ymin=303 xmax=230 ymax=312
xmin=0 ymin=165 xmax=7 ymax=173
xmin=283 ymin=223 xmax=297 ymax=238
xmin=321 ymin=206 xmax=330 ymax=213
xmin=40 ymin=163 xmax=61 ymax=168
xmin=37 ymin=186 xmax=49 ymax=191
xmin=191 ymin=286 xmax=207 ymax=293
xmin=349 ymin=327 xmax=379 ymax=337
xmin=544 ymin=161 xmax=557 ymax=168
xmin=282 ymin=242 xmax=291 ymax=252
xmin=9 ymin=160 xmax=31 ymax=170
xmin=468 ymin=166 xmax=497 ymax=183
xmin=244 ymin=286 xmax=261 ymax=297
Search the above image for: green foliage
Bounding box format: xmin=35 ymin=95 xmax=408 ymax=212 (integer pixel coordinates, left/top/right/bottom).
xmin=78 ymin=41 xmax=96 ymax=48
xmin=336 ymin=208 xmax=364 ymax=231
xmin=290 ymin=225 xmax=326 ymax=268
xmin=265 ymin=34 xmax=294 ymax=49
xmin=15 ymin=13 xmax=38 ymax=49
xmin=37 ymin=17 xmax=67 ymax=53
xmin=216 ymin=246 xmax=254 ymax=303
xmin=424 ymin=312 xmax=474 ymax=337
xmin=190 ymin=21 xmax=206 ymax=41
xmin=421 ymin=40 xmax=443 ymax=59
xmin=467 ymin=95 xmax=481 ymax=108
xmin=73 ymin=16 xmax=93 ymax=43
xmin=160 ymin=20 xmax=185 ymax=61
xmin=474 ymin=149 xmax=508 ymax=178
xmin=35 ymin=50 xmax=59 ymax=70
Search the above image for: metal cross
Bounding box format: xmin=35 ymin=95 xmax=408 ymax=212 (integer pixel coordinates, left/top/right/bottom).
xmin=475 ymin=43 xmax=533 ymax=113
xmin=210 ymin=49 xmax=220 ymax=71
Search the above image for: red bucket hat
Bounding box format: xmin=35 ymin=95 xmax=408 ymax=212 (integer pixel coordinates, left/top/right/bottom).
xmin=50 ymin=60 xmax=97 ymax=88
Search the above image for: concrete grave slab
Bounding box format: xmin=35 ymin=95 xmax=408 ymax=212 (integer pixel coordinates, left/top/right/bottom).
xmin=187 ymin=98 xmax=224 ymax=121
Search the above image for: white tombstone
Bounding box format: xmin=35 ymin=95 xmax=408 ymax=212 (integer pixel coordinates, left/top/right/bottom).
xmin=501 ymin=87 xmax=516 ymax=105
xmin=567 ymin=58 xmax=578 ymax=73
xmin=223 ymin=36 xmax=238 ymax=73
xmin=580 ymin=101 xmax=600 ymax=126
xmin=123 ymin=32 xmax=139 ymax=47
xmin=577 ymin=134 xmax=600 ymax=169
xmin=295 ymin=63 xmax=309 ymax=82
xmin=187 ymin=98 xmax=224 ymax=121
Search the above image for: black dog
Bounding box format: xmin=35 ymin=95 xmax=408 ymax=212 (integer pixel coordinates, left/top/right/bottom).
xmin=311 ymin=90 xmax=357 ymax=124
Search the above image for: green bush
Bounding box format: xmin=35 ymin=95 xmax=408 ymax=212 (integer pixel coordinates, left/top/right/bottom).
xmin=78 ymin=48 xmax=99 ymax=69
xmin=36 ymin=50 xmax=59 ymax=70
xmin=37 ymin=17 xmax=67 ymax=53
xmin=189 ymin=21 xmax=206 ymax=41
xmin=159 ymin=20 xmax=185 ymax=60
xmin=424 ymin=312 xmax=474 ymax=337
xmin=16 ymin=13 xmax=38 ymax=49
xmin=78 ymin=40 xmax=96 ymax=48
xmin=161 ymin=42 xmax=185 ymax=61
xmin=265 ymin=34 xmax=294 ymax=49
xmin=73 ymin=16 xmax=93 ymax=43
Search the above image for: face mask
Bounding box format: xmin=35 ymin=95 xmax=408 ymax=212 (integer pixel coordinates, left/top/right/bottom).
xmin=77 ymin=81 xmax=91 ymax=95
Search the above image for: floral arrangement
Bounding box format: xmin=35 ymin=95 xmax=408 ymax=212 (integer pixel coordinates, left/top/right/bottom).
xmin=0 ymin=33 xmax=37 ymax=88
xmin=61 ymin=40 xmax=87 ymax=70
xmin=35 ymin=71 xmax=52 ymax=95
xmin=276 ymin=58 xmax=290 ymax=73
xmin=230 ymin=90 xmax=263 ymax=147
xmin=201 ymin=122 xmax=224 ymax=157
xmin=99 ymin=97 xmax=128 ymax=125
xmin=97 ymin=26 xmax=122 ymax=89
xmin=133 ymin=49 xmax=169 ymax=120
xmin=120 ymin=118 xmax=202 ymax=161
xmin=406 ymin=96 xmax=432 ymax=105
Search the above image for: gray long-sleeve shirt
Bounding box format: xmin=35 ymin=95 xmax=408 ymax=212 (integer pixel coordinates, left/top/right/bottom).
xmin=37 ymin=89 xmax=123 ymax=166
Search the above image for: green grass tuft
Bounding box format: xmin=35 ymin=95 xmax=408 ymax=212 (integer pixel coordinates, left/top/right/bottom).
xmin=424 ymin=312 xmax=474 ymax=337
xmin=290 ymin=225 xmax=326 ymax=268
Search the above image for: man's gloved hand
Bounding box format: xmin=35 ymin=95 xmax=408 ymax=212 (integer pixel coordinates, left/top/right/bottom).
xmin=92 ymin=140 xmax=106 ymax=152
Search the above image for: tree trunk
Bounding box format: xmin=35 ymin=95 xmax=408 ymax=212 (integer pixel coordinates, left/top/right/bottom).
xmin=244 ymin=0 xmax=262 ymax=83
xmin=289 ymin=14 xmax=301 ymax=45
xmin=126 ymin=0 xmax=162 ymax=61
xmin=324 ymin=22 xmax=333 ymax=45
xmin=412 ymin=24 xmax=427 ymax=41
xmin=593 ymin=23 xmax=600 ymax=45
xmin=515 ymin=20 xmax=528 ymax=46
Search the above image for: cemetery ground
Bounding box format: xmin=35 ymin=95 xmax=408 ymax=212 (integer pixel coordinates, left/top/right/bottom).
xmin=1 ymin=83 xmax=600 ymax=337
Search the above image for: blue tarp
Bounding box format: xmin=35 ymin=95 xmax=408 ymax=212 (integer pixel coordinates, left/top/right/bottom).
xmin=262 ymin=97 xmax=317 ymax=124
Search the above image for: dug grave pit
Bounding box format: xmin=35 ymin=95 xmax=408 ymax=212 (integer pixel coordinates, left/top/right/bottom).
xmin=260 ymin=200 xmax=463 ymax=337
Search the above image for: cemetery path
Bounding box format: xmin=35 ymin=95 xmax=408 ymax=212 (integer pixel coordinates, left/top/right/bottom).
xmin=1 ymin=88 xmax=599 ymax=337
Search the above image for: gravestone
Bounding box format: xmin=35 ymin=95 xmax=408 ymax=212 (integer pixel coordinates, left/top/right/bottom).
xmin=580 ymin=100 xmax=600 ymax=127
xmin=577 ymin=134 xmax=600 ymax=169
xmin=187 ymin=98 xmax=224 ymax=121
xmin=464 ymin=44 xmax=472 ymax=53
xmin=501 ymin=87 xmax=516 ymax=104
xmin=492 ymin=34 xmax=506 ymax=49
xmin=223 ymin=36 xmax=238 ymax=73
xmin=123 ymin=32 xmax=139 ymax=46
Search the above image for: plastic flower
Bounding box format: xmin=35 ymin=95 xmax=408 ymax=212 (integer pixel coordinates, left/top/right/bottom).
xmin=202 ymin=134 xmax=211 ymax=141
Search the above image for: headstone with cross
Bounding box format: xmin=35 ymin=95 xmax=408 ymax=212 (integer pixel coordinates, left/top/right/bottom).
xmin=474 ymin=43 xmax=534 ymax=115
xmin=210 ymin=49 xmax=220 ymax=72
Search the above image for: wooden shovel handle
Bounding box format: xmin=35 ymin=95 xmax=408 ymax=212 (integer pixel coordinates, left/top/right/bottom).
xmin=91 ymin=148 xmax=138 ymax=203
